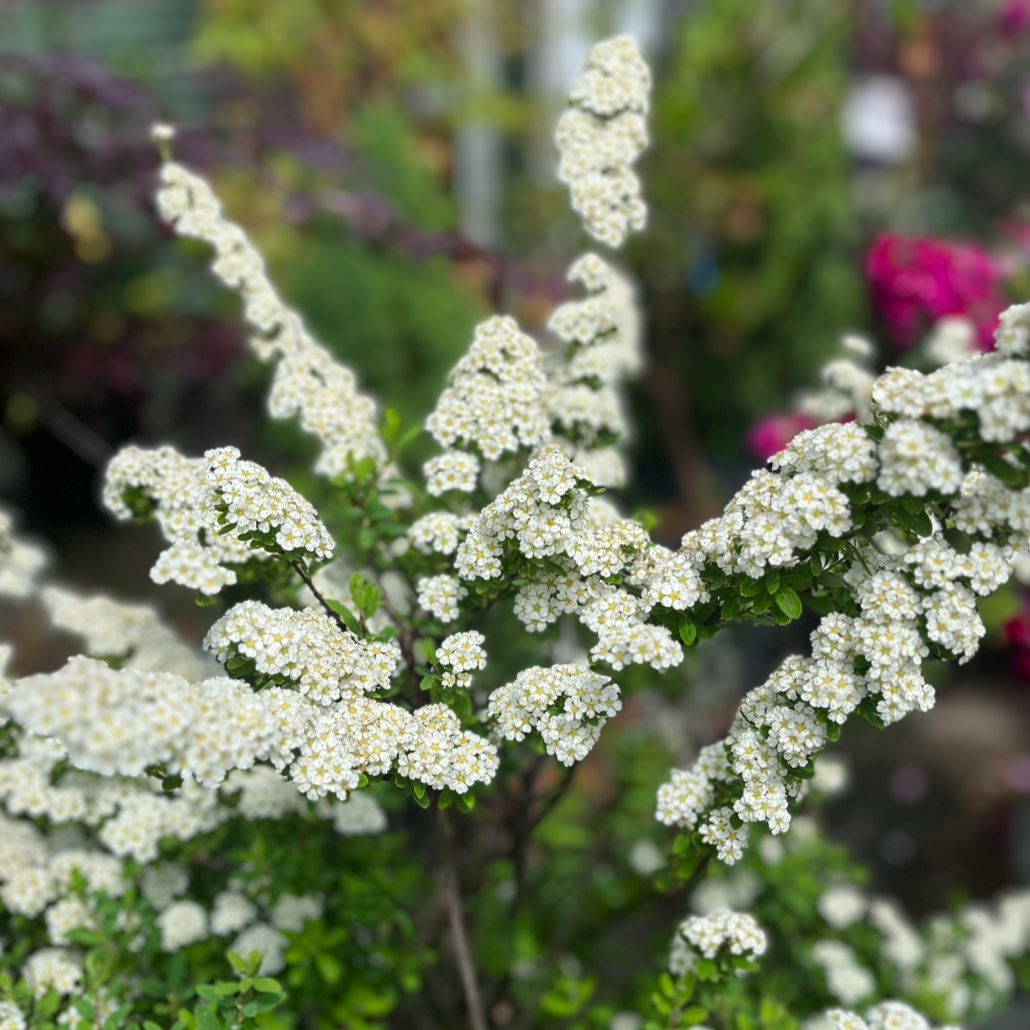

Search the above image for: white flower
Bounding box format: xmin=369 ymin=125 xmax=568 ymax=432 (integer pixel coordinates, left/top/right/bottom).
xmin=157 ymin=901 xmax=208 ymax=952
xmin=417 ymin=575 xmax=468 ymax=623
xmin=436 ymin=631 xmax=487 ymax=688
xmin=675 ymin=910 xmax=767 ymax=960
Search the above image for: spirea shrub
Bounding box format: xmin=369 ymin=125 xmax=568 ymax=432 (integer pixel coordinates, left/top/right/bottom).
xmin=2 ymin=34 xmax=1030 ymax=1030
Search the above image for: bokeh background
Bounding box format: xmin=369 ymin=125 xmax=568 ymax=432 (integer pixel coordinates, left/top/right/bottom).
xmin=5 ymin=0 xmax=1030 ymax=1022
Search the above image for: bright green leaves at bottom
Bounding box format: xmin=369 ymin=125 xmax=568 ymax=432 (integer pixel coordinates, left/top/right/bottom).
xmin=187 ymin=958 xmax=285 ymax=1030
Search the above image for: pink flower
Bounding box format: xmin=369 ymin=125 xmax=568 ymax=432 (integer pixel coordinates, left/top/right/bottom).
xmin=746 ymin=413 xmax=817 ymax=461
xmin=1001 ymin=0 xmax=1030 ymax=36
xmin=865 ymin=233 xmax=1006 ymax=350
xmin=1005 ymin=611 xmax=1030 ymax=649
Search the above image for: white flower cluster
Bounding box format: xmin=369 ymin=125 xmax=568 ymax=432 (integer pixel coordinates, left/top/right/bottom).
xmin=396 ymin=704 xmax=499 ymax=794
xmin=810 ymin=877 xmax=1030 ymax=1022
xmin=436 ymin=631 xmax=487 ymax=688
xmin=423 ymin=449 xmax=481 ymax=497
xmin=156 ymin=160 xmax=386 ymax=477
xmin=826 ymin=1002 xmax=959 ymax=1030
xmin=906 ymin=888 xmax=1030 ymax=1020
xmin=204 ymin=445 xmax=334 ymax=557
xmin=0 ymin=1002 xmax=25 ymax=1030
xmin=0 ymin=506 xmax=47 ymax=599
xmin=0 ymin=730 xmax=227 ymax=863
xmin=456 ymin=448 xmax=680 ymax=670
xmin=556 ymin=36 xmax=650 ymax=247
xmin=416 ymin=574 xmax=467 ymax=623
xmin=326 ymin=791 xmax=389 ymax=835
xmin=158 ymin=900 xmax=208 ymax=951
xmin=104 ymin=444 xmax=333 ymax=595
xmin=668 ymin=910 xmax=767 ymax=975
xmin=797 ymin=336 xmax=877 ymax=425
xmin=818 ymin=885 xmax=868 ymax=930
xmin=148 ymin=878 xmax=325 ymax=971
xmin=408 ymin=511 xmax=477 ymax=555
xmin=650 ymin=341 xmax=1030 ymax=862
xmin=874 ymin=352 xmax=1030 ymax=445
xmin=424 ymin=316 xmax=550 ymax=485
xmin=41 ymin=586 xmax=216 ymax=683
xmin=487 ymin=664 xmax=621 ymax=765
xmin=0 ymin=801 xmax=127 ymax=918
xmin=204 ymin=601 xmax=400 ymax=704
xmin=103 ymin=444 xmax=244 ymax=594
xmin=6 ymin=656 xmax=278 ymax=785
xmin=24 ymin=948 xmax=82 ymax=998
xmin=546 ymin=254 xmax=643 ymax=487
xmin=686 ymin=427 xmax=867 ymax=581
xmin=812 ymin=940 xmax=876 ymax=1006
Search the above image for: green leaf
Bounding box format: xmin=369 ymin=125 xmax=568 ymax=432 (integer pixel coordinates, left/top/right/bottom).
xmin=773 ymin=586 xmax=802 ymax=621
xmin=681 ymin=1007 xmax=710 ymax=1027
xmin=395 ymin=425 xmax=423 ymax=455
xmin=858 ymin=695 xmax=885 ymax=729
xmin=363 ymin=585 xmax=382 ymax=619
xmin=194 ymin=987 xmax=220 ymax=1004
xmin=73 ymin=1000 xmax=96 ymax=1024
xmin=456 ymin=793 xmax=475 ymax=813
xmin=764 ymin=568 xmax=780 ymax=593
xmin=64 ymin=929 xmax=103 ymax=947
xmin=826 ymin=722 xmax=842 ymax=743
xmin=194 ymin=1008 xmax=221 ymax=1030
xmin=381 ymin=407 xmax=402 ymax=447
xmin=721 ymin=596 xmax=743 ymax=621
xmin=980 ymin=449 xmax=1025 ymax=487
xmin=696 ymin=959 xmax=716 ymax=982
xmin=212 ymin=984 xmax=239 ymax=997
xmin=412 ymin=787 xmax=432 ymax=809
xmin=892 ymin=506 xmax=933 ymax=538
xmin=373 ymin=626 xmax=400 ymax=642
xmin=161 ymin=774 xmax=184 ymax=793
xmin=315 ymin=952 xmax=342 ymax=985
xmin=227 ymin=952 xmax=252 ymax=976
xmin=195 ymin=594 xmax=219 ymax=607
xmin=350 ymin=573 xmax=368 ymax=609
xmin=678 ymin=621 xmax=698 ymax=646
xmin=326 ymin=600 xmax=362 ymax=636
xmin=739 ymin=577 xmax=764 ymax=597
xmin=246 ymin=995 xmax=284 ymax=1015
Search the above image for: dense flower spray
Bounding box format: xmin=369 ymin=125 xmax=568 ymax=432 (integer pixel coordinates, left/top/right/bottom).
xmin=2 ymin=33 xmax=1030 ymax=1030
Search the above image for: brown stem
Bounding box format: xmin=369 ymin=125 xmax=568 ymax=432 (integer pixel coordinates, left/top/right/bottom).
xmin=437 ymin=806 xmax=488 ymax=1030
xmin=378 ymin=588 xmax=423 ymax=703
xmin=288 ymin=560 xmax=350 ymax=636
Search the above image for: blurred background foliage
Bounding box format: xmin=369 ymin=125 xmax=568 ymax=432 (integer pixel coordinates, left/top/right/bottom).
xmin=8 ymin=0 xmax=1030 ymax=1025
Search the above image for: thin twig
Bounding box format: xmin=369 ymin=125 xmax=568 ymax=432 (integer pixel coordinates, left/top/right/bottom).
xmin=437 ymin=806 xmax=488 ymax=1030
xmin=288 ymin=560 xmax=350 ymax=636
xmin=378 ymin=588 xmax=423 ymax=702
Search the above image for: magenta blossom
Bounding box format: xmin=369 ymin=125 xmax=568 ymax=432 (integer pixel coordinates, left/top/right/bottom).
xmin=865 ymin=233 xmax=1006 ymax=350
xmin=746 ymin=412 xmax=817 ymax=462
xmin=1001 ymin=0 xmax=1030 ymax=36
